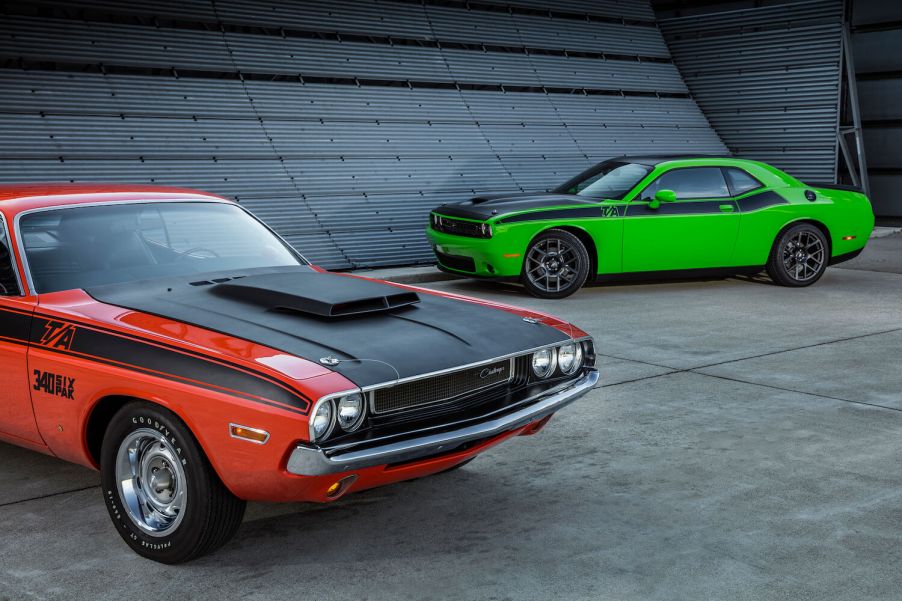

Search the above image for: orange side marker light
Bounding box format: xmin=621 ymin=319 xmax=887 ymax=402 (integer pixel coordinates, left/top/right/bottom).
xmin=229 ymin=424 xmax=270 ymax=444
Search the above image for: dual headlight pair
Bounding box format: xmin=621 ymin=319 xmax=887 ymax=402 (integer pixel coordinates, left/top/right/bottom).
xmin=531 ymin=341 xmax=584 ymax=379
xmin=311 ymin=392 xmax=366 ymax=442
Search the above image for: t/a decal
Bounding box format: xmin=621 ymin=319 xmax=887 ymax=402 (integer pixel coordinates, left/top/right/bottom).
xmin=33 ymin=370 xmax=75 ymax=399
xmin=39 ymin=321 xmax=77 ymax=350
xmin=600 ymin=206 xmax=621 ymax=218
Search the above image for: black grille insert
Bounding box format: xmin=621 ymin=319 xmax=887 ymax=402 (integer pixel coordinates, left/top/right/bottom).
xmin=435 ymin=250 xmax=476 ymax=273
xmin=432 ymin=214 xmax=491 ymax=238
xmin=372 ymin=359 xmax=513 ymax=414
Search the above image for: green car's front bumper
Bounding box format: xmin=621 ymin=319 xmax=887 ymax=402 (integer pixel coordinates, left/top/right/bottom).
xmin=425 ymin=226 xmax=523 ymax=278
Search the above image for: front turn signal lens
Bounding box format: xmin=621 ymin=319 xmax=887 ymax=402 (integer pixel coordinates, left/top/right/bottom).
xmin=229 ymin=424 xmax=270 ymax=444
xmin=842 ymin=235 xmax=856 ymax=241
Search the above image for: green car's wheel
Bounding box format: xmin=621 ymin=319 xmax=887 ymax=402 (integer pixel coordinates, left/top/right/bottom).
xmin=521 ymin=229 xmax=590 ymax=299
xmin=766 ymin=223 xmax=829 ymax=287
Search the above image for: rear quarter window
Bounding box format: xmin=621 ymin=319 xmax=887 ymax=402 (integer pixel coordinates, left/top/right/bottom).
xmin=724 ymin=167 xmax=764 ymax=195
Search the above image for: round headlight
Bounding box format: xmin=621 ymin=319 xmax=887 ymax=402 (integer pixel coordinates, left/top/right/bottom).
xmin=311 ymin=400 xmax=334 ymax=441
xmin=558 ymin=342 xmax=583 ymax=375
xmin=531 ymin=347 xmax=557 ymax=379
xmin=336 ymin=393 xmax=365 ymax=431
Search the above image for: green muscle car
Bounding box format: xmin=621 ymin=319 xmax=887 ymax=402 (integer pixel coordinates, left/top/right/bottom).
xmin=426 ymin=156 xmax=874 ymax=298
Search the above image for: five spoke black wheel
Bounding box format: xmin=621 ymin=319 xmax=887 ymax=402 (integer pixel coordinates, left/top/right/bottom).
xmin=521 ymin=229 xmax=590 ymax=298
xmin=766 ymin=223 xmax=829 ymax=287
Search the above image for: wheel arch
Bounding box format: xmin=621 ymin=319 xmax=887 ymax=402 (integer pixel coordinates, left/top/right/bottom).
xmin=84 ymin=393 xmax=202 ymax=469
xmin=774 ymin=218 xmax=832 ymax=256
xmin=529 ymin=225 xmax=598 ymax=278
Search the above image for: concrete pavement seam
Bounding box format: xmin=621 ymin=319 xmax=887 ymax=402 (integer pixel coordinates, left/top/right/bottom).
xmin=686 ymin=327 xmax=902 ymax=372
xmin=689 ymin=370 xmax=902 ymax=414
xmin=599 ymin=327 xmax=902 ymax=376
xmin=0 ymin=484 xmax=99 ymax=509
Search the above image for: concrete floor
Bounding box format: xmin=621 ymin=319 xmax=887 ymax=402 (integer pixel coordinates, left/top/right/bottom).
xmin=2 ymin=236 xmax=902 ymax=600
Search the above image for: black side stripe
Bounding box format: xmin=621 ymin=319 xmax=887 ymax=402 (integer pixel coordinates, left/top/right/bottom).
xmin=35 ymin=314 xmax=312 ymax=415
xmin=734 ymin=190 xmax=789 ymax=212
xmin=0 ymin=307 xmax=312 ymax=415
xmin=0 ymin=306 xmax=31 ymax=347
xmin=625 ymin=199 xmax=737 ymax=216
xmin=499 ymin=205 xmax=624 ymax=223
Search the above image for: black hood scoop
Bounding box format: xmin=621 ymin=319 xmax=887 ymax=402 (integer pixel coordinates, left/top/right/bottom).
xmin=209 ymin=272 xmax=419 ymax=318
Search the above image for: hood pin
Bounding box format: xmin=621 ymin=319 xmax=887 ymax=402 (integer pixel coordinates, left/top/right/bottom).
xmin=319 ymin=356 xmax=341 ymax=366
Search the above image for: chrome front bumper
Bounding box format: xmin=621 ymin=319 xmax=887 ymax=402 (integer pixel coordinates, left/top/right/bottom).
xmin=286 ymin=368 xmax=599 ymax=476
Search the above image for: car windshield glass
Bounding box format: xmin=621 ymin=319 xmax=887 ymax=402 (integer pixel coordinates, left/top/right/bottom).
xmin=20 ymin=202 xmax=305 ymax=294
xmin=555 ymin=161 xmax=651 ymax=199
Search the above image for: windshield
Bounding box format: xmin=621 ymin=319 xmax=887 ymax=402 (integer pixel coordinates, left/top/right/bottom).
xmin=555 ymin=161 xmax=652 ymax=199
xmin=20 ymin=202 xmax=305 ymax=294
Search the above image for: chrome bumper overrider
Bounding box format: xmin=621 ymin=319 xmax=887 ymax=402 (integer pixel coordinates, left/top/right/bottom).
xmin=286 ymin=368 xmax=599 ymax=476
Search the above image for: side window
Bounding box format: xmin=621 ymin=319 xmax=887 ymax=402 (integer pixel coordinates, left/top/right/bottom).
xmin=640 ymin=167 xmax=730 ymax=200
xmin=724 ymin=167 xmax=763 ymax=196
xmin=0 ymin=220 xmax=21 ymax=296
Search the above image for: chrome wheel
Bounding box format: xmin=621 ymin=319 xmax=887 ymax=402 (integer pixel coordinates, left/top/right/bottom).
xmin=525 ymin=237 xmax=582 ymax=294
xmin=781 ymin=230 xmax=826 ymax=282
xmin=115 ymin=428 xmax=187 ymax=537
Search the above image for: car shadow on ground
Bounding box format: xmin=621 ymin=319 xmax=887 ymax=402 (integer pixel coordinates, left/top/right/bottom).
xmin=438 ymin=273 xmax=777 ymax=301
xmin=194 ymin=463 xmax=577 ymax=569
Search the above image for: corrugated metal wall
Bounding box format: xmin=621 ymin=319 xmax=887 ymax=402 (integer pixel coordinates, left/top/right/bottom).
xmin=0 ymin=0 xmax=726 ymax=269
xmin=657 ymin=0 xmax=844 ymax=184
xmin=852 ymin=0 xmax=902 ymax=217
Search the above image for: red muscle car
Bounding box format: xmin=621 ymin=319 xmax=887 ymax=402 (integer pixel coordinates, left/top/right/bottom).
xmin=0 ymin=184 xmax=598 ymax=563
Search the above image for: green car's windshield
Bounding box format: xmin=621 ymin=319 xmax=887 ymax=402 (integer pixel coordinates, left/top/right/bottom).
xmin=555 ymin=161 xmax=652 ymax=199
xmin=20 ymin=201 xmax=305 ymax=294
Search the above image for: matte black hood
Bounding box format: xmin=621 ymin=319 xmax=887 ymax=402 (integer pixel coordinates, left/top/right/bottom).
xmin=86 ymin=267 xmax=571 ymax=387
xmin=434 ymin=192 xmax=594 ymax=221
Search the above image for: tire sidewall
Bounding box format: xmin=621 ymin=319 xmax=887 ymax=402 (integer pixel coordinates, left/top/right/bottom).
xmin=768 ymin=223 xmax=829 ymax=287
xmin=100 ymin=403 xmax=210 ymax=563
xmin=521 ymin=229 xmax=590 ymax=299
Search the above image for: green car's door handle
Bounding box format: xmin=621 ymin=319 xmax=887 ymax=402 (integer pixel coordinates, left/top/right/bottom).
xmin=719 ymin=204 xmax=735 ymax=213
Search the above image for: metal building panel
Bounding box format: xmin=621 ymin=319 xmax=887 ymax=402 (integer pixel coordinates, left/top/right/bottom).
xmin=0 ymin=16 xmax=235 ymax=70
xmin=658 ymin=0 xmax=844 ymax=182
xmin=502 ymin=0 xmax=655 ymax=21
xmin=215 ymin=0 xmax=433 ymax=38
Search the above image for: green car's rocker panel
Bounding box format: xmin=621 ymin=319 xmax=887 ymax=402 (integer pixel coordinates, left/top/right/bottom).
xmin=426 ymin=157 xmax=873 ymax=281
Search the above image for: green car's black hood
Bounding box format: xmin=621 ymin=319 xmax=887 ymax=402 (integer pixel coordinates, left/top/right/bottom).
xmin=433 ymin=192 xmax=597 ymax=221
xmin=85 ymin=266 xmax=571 ymax=388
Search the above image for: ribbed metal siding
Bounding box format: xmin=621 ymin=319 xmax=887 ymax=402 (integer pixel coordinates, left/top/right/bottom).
xmin=0 ymin=0 xmax=726 ymax=269
xmin=658 ymin=0 xmax=843 ymax=183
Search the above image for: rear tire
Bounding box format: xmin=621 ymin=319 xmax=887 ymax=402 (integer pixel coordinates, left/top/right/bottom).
xmin=521 ymin=229 xmax=590 ymax=299
xmin=100 ymin=401 xmax=246 ymax=564
xmin=766 ymin=223 xmax=829 ymax=287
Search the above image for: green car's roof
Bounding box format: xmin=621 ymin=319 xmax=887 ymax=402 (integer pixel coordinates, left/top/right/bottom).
xmin=612 ymin=154 xmax=733 ymax=166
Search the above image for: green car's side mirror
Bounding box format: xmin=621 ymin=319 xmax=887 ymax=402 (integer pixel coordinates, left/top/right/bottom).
xmin=648 ymin=189 xmax=677 ymax=210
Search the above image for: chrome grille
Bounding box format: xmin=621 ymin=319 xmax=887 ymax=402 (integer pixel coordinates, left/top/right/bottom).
xmin=372 ymin=358 xmax=513 ymax=415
